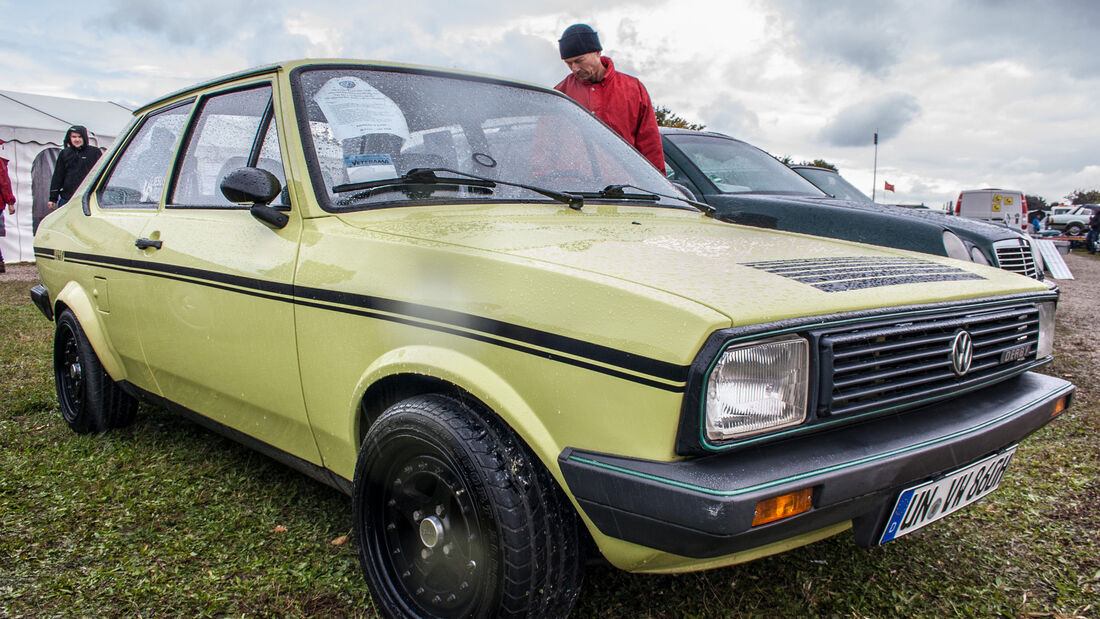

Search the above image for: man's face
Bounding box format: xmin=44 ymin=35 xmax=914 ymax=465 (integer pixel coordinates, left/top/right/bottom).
xmin=69 ymin=132 xmax=84 ymax=148
xmin=563 ymin=52 xmax=604 ymax=83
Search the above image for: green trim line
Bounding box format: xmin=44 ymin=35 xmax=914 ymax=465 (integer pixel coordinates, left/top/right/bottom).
xmin=571 ymin=382 xmax=1072 ymax=498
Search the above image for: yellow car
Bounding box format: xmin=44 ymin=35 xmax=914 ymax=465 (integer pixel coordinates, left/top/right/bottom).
xmin=31 ymin=59 xmax=1073 ymax=618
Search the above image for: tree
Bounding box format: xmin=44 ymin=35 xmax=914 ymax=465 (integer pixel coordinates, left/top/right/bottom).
xmin=1065 ymin=189 xmax=1100 ymax=205
xmin=774 ymin=155 xmax=839 ymax=171
xmin=806 ymin=159 xmax=838 ymax=171
xmin=1025 ymin=194 xmax=1048 ymax=212
xmin=654 ymin=105 xmax=705 ymax=131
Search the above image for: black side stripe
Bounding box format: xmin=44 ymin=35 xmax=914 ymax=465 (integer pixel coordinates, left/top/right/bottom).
xmin=44 ymin=249 xmax=689 ymax=392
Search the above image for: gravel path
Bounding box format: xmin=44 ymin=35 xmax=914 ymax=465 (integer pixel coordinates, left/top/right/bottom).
xmin=0 ymin=262 xmax=40 ymax=283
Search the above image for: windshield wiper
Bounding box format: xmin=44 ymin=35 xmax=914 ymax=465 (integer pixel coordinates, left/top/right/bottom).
xmin=333 ymin=167 xmax=585 ymax=210
xmin=582 ymin=183 xmax=717 ymax=216
xmin=572 ymin=184 xmax=661 ymax=202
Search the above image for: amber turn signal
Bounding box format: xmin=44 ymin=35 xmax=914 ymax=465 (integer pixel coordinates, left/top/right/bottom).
xmin=752 ymin=487 xmax=814 ymax=527
xmin=1052 ymin=395 xmax=1068 ymax=417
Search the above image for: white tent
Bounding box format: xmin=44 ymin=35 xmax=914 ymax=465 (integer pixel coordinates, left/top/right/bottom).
xmin=0 ymin=90 xmax=134 ymax=264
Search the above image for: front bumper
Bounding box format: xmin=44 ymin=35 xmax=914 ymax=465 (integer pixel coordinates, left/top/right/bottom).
xmin=559 ymin=371 xmax=1072 ymax=559
xmin=30 ymin=284 xmax=53 ymax=321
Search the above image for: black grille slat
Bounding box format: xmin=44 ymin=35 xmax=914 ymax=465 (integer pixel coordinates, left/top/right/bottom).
xmin=818 ymin=302 xmax=1041 ymax=418
xmin=832 ymin=332 xmax=955 ymax=360
xmin=830 ymin=361 xmax=1028 ymax=417
xmin=834 ymin=345 xmax=950 ymax=375
xmin=994 ymin=240 xmax=1038 ymax=278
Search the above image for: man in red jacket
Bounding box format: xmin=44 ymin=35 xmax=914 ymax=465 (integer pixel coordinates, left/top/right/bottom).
xmin=555 ymin=24 xmax=665 ymax=171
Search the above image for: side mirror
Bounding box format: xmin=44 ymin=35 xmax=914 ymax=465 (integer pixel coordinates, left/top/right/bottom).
xmin=220 ymin=167 xmax=288 ymax=229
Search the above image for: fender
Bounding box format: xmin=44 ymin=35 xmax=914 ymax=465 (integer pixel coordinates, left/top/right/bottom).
xmin=341 ymin=345 xmax=561 ymax=482
xmin=53 ymin=281 xmax=127 ymax=381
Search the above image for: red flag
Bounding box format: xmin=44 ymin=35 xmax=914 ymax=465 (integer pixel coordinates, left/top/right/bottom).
xmin=884 ymin=181 xmax=895 ymax=192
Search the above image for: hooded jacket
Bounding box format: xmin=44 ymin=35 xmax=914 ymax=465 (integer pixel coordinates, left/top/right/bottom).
xmin=49 ymin=125 xmax=102 ymax=203
xmin=0 ymin=154 xmax=14 ymax=237
xmin=555 ymin=56 xmax=665 ymax=171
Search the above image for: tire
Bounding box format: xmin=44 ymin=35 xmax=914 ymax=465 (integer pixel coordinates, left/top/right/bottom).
xmin=1065 ymin=223 xmax=1083 ymax=236
xmin=53 ymin=309 xmax=137 ymax=434
xmin=353 ymin=394 xmax=584 ymax=618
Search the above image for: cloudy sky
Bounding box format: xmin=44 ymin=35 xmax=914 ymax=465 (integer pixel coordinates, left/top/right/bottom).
xmin=4 ymin=0 xmax=1098 ymax=206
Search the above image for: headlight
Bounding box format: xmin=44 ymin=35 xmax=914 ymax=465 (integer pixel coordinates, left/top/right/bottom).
xmin=705 ymin=335 xmax=809 ymax=441
xmin=1037 ymin=301 xmax=1055 ymax=358
xmin=942 ymin=231 xmax=970 ymax=261
xmin=969 ymin=246 xmax=990 ymax=265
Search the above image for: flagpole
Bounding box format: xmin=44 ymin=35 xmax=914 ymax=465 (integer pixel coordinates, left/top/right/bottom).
xmin=872 ymin=131 xmax=878 ymax=202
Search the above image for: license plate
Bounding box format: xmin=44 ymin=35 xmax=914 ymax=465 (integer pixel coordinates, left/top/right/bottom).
xmin=879 ymin=446 xmax=1017 ymax=544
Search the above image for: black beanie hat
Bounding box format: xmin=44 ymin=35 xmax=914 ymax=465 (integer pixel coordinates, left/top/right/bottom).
xmin=559 ymin=24 xmax=602 ymax=59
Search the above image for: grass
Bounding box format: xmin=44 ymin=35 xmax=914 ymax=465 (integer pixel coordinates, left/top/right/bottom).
xmin=2 ymin=271 xmax=1097 ymax=617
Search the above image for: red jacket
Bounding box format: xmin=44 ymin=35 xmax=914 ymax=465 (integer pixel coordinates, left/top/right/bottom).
xmin=0 ymin=157 xmax=15 ymax=206
xmin=555 ymin=56 xmax=665 ymax=171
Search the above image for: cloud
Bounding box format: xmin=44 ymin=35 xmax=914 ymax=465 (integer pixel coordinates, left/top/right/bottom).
xmin=699 ymin=99 xmax=761 ymax=140
xmin=819 ymin=93 xmax=920 ymax=147
xmin=773 ymin=0 xmax=1100 ymax=79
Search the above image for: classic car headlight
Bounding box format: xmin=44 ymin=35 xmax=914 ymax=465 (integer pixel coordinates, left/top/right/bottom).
xmin=1037 ymin=301 xmax=1055 ymax=358
xmin=705 ymin=336 xmax=809 ymax=441
xmin=969 ymin=246 xmax=990 ymax=265
xmin=942 ymin=231 xmax=971 ymax=261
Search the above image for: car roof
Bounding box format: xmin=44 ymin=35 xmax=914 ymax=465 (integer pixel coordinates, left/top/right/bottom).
xmin=658 ymin=127 xmax=742 ymax=140
xmin=789 ymin=165 xmax=838 ymax=174
xmin=135 ymin=58 xmax=557 ymax=116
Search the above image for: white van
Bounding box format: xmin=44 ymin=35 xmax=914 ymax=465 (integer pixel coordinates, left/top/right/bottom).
xmin=955 ymin=188 xmax=1029 ymax=232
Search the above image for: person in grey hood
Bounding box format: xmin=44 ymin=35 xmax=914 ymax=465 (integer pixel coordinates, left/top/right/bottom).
xmin=48 ymin=125 xmax=101 ymax=209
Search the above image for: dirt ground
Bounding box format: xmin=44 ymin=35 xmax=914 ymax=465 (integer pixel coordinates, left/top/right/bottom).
xmin=0 ymin=262 xmax=39 ymax=283
xmin=1045 ymin=252 xmax=1100 ymax=414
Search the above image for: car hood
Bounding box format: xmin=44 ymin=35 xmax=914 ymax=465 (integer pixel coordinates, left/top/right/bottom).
xmin=334 ymin=204 xmax=1046 ymax=328
xmin=707 ymin=193 xmax=1024 ymax=242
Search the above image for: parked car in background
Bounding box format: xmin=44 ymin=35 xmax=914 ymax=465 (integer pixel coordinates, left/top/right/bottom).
xmin=1045 ymin=204 xmax=1100 ymax=236
xmin=31 ymin=60 xmax=1073 ymax=618
xmin=789 ymin=164 xmax=874 ymax=203
xmin=954 ymin=188 xmax=1029 ymax=233
xmin=661 ymin=128 xmax=1044 ymax=279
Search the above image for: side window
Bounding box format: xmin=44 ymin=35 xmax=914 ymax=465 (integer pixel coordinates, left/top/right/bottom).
xmin=97 ymin=104 xmax=190 ymax=208
xmin=256 ymin=120 xmax=288 ymax=207
xmin=172 ymin=85 xmax=285 ymax=207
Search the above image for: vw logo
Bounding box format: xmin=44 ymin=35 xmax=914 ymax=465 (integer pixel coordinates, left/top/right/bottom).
xmin=951 ymin=330 xmax=974 ymax=376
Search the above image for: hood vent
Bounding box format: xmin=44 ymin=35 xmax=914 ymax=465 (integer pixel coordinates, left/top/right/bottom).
xmin=741 ymin=256 xmax=985 ymax=292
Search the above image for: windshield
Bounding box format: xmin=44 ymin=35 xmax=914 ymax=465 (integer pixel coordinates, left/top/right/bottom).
xmin=292 ymin=67 xmax=679 ymax=209
xmin=665 ymin=134 xmax=822 ymax=195
xmin=793 ymin=167 xmax=873 ymax=202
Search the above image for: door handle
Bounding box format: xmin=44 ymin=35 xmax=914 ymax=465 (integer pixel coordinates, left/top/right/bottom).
xmin=135 ymin=238 xmax=163 ymax=250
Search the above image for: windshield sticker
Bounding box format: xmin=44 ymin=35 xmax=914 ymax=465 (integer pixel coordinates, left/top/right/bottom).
xmin=314 ymin=77 xmax=411 ymax=142
xmin=344 ymin=153 xmax=397 ymax=183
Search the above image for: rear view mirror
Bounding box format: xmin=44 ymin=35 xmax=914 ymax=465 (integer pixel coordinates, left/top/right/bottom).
xmin=220 ymin=167 xmax=288 ymax=229
xmin=221 ymin=167 xmax=281 ymax=205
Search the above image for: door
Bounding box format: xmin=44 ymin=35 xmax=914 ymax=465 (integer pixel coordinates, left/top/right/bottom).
xmin=131 ymin=83 xmax=319 ymax=463
xmin=80 ymin=102 xmax=194 ymax=393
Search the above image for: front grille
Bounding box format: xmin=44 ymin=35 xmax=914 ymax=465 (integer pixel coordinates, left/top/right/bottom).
xmin=994 ymin=238 xmax=1039 ymax=278
xmin=818 ymin=302 xmax=1040 ymax=418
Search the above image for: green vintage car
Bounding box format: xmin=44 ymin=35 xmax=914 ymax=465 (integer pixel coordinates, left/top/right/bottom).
xmin=31 ymin=60 xmax=1073 ymax=618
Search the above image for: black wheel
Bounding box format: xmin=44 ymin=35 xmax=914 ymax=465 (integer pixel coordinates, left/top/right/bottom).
xmin=1066 ymin=223 xmax=1083 ymax=236
xmin=53 ymin=309 xmax=137 ymax=434
xmin=353 ymin=394 xmax=584 ymax=618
